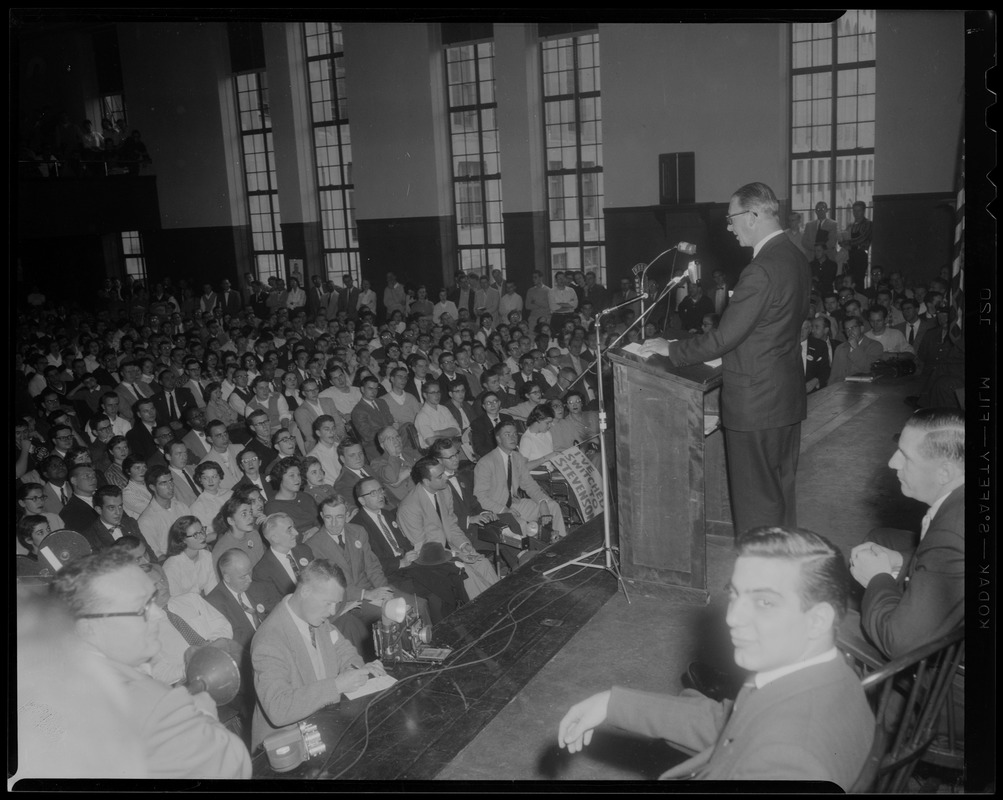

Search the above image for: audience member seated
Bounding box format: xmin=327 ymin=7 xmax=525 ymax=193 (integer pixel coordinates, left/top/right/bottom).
xmin=676 ymin=281 xmax=716 ymax=332
xmin=351 ymin=375 xmax=397 ymax=461
xmin=163 ymin=515 xmax=219 ymax=597
xmin=912 ymin=308 xmax=965 ymax=409
xmin=59 ymin=463 xmax=101 ymax=533
xmin=397 ymin=456 xmax=500 ymax=600
xmin=211 ymin=492 xmax=266 ymax=571
xmin=471 ymin=392 xmax=514 ymax=459
xmin=200 ymin=419 xmax=245 ymax=491
xmin=301 ymin=455 xmax=338 ymax=505
xmin=294 ymin=378 xmax=345 ymax=451
xmin=308 ymin=414 xmax=343 ymax=486
xmin=80 ymin=486 xmax=154 ymax=558
xmin=332 ymin=438 xmax=383 ymax=513
xmin=52 ymin=550 xmax=251 ymax=778
xmin=518 ymin=403 xmax=566 ymax=471
xmin=474 ymin=420 xmax=568 ymax=542
xmin=250 ymin=559 xmax=385 ymax=752
xmin=137 ymin=465 xmax=192 ymax=561
xmin=264 ymin=457 xmax=321 ymax=538
xmin=827 ymin=316 xmax=884 ymax=384
xmin=864 ymin=305 xmax=915 ymax=362
xmin=207 ymin=548 xmax=281 ymax=651
xmin=16 ymin=514 xmax=52 ymax=560
xmin=251 ymin=511 xmax=318 ymax=611
xmin=369 ymin=425 xmax=420 ymax=504
xmin=265 ymin=427 xmax=300 ymax=475
xmin=557 ymin=527 xmax=872 ymax=789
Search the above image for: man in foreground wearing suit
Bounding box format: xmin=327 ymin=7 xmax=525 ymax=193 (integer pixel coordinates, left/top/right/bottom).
xmin=250 ymin=559 xmax=385 ymax=751
xmin=848 ymin=407 xmax=965 ymax=658
xmin=558 ymin=527 xmax=873 ymax=788
xmin=640 ymin=182 xmax=810 ymax=534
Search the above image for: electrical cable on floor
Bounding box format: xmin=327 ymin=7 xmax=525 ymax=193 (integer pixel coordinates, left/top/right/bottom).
xmin=316 ymin=554 xmax=608 ymax=779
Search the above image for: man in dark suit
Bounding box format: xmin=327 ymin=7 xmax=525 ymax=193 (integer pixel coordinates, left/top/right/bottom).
xmin=153 ymin=369 xmax=198 ymax=431
xmin=218 ymin=279 xmax=243 ymax=318
xmin=558 ymin=527 xmax=873 ymax=789
xmin=350 ymin=376 xmax=397 ymax=462
xmin=208 ymin=548 xmax=278 ymax=648
xmin=82 ymin=485 xmax=156 ymax=561
xmin=800 ymin=318 xmax=831 ymax=393
xmin=337 ymin=275 xmax=360 ymax=319
xmin=640 ymin=182 xmax=810 ymax=534
xmin=251 ymin=513 xmax=317 ymax=609
xmin=511 ymin=354 xmax=549 ymax=397
xmin=894 ymin=297 xmax=937 ymax=364
xmin=126 ymin=397 xmax=161 ymax=461
xmin=404 ymin=354 xmax=432 ymax=403
xmin=60 ymin=463 xmax=100 ymax=533
xmin=470 ymin=392 xmax=514 ymax=460
xmin=849 ymin=408 xmax=965 ymax=659
xmin=332 ymin=439 xmax=392 ymax=512
xmin=808 ymin=243 xmax=839 ymax=296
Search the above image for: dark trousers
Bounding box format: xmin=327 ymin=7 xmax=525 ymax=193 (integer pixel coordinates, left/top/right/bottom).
xmin=724 ymin=422 xmax=801 ymax=536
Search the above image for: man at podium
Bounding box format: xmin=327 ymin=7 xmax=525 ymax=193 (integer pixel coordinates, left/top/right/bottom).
xmin=639 ymin=182 xmax=810 ymax=535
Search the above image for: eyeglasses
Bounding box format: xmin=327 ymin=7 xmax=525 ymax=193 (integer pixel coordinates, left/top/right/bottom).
xmin=276 ymin=436 xmax=295 ymax=445
xmin=359 ymin=487 xmax=385 ymax=497
xmin=185 ymin=529 xmax=207 ymax=540
xmin=77 ymin=593 xmax=158 ymax=621
xmin=725 ymin=209 xmax=757 ymax=224
xmin=24 ymin=494 xmax=45 ymax=502
xmin=95 ymin=425 xmax=113 ymax=433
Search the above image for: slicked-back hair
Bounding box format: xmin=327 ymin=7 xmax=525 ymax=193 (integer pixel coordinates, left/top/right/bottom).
xmin=905 ymin=408 xmax=965 ymax=466
xmin=298 ymin=558 xmax=346 ymax=591
xmin=53 ymin=549 xmax=140 ymax=618
xmin=411 ymin=455 xmax=441 ymax=485
xmin=731 ymin=182 xmax=780 ymax=222
xmin=736 ymin=526 xmax=850 ymax=622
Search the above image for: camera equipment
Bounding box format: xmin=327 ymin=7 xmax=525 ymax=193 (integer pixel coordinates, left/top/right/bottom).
xmin=372 ymin=601 xmax=452 ymax=665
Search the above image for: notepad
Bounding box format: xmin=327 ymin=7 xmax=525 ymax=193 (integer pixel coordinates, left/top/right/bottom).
xmin=345 ymin=674 xmax=398 ymax=700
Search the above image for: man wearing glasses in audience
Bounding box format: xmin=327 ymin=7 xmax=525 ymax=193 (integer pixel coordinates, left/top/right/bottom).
xmin=53 ymin=549 xmax=251 ymax=778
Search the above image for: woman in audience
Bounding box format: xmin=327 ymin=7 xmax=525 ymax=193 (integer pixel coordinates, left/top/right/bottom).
xmin=209 ymin=493 xmax=263 ymax=567
xmin=387 ymin=309 xmax=406 ymax=335
xmin=280 ymin=369 xmax=302 ymax=412
xmin=564 ymin=390 xmax=599 ymax=442
xmin=519 ymin=403 xmax=562 ymax=471
xmin=300 ymin=455 xmax=337 ymax=505
xmin=121 ymin=455 xmax=153 ymax=517
xmin=17 ymin=483 xmax=65 ymax=537
xmin=204 ymin=382 xmax=239 ymax=431
xmin=189 ymin=461 xmax=233 ymax=531
xmin=16 ymin=514 xmax=52 ymax=558
xmin=138 ymin=356 xmax=158 ymax=387
xmin=549 ymin=398 xmax=579 ymax=453
xmin=264 ymin=456 xmax=320 ymax=538
xmin=411 ymin=285 xmax=434 ymax=319
xmin=508 ymin=382 xmax=547 ymax=423
xmin=486 ymin=332 xmax=506 ymax=366
xmin=162 ymin=515 xmax=217 ymax=597
xmin=104 ymin=436 xmax=131 ymax=489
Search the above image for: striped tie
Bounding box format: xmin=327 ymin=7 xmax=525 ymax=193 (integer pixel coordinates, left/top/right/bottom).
xmin=239 ymin=594 xmax=258 ymax=629
xmin=287 ymin=553 xmax=301 ymax=579
xmin=166 ymin=609 xmax=208 ymax=647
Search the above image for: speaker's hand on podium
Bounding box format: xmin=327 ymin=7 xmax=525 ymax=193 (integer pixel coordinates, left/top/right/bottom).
xmin=637 ymin=338 xmax=670 ymax=358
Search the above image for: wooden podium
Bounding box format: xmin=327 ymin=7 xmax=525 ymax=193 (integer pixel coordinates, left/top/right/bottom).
xmin=608 ymin=345 xmax=731 ymax=602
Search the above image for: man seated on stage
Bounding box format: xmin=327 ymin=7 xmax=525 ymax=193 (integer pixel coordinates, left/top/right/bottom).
xmin=52 ymin=549 xmax=251 ymax=778
xmin=827 ymin=316 xmax=884 ymax=384
xmin=847 ymin=407 xmax=964 ymax=658
xmin=473 ymin=420 xmax=567 ymax=542
xmin=557 ymin=527 xmax=873 ymax=789
xmin=250 ymin=559 xmax=385 ymax=752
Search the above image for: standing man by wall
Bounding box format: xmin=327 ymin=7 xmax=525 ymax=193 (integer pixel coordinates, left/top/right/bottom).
xmin=640 ymin=182 xmax=810 ymax=535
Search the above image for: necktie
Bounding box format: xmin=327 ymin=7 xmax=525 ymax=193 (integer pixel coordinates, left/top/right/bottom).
xmin=335 ymin=534 xmax=345 ymax=548
xmin=309 ymin=625 xmax=317 ymax=649
xmin=908 ymin=324 xmax=915 ymax=345
xmin=376 ymin=514 xmax=400 ymax=557
xmin=180 ymin=470 xmax=200 ymax=494
xmin=239 ymin=593 xmax=258 ymax=629
xmin=107 ymin=525 xmax=122 ymax=540
xmin=167 ymin=609 xmax=208 ymax=647
xmin=60 ymin=484 xmax=69 ymax=503
xmin=506 ymin=454 xmax=514 ymax=503
xmin=168 ymin=393 xmax=178 ymax=420
xmin=467 ymin=288 xmax=476 ymax=315
xmin=131 ymin=383 xmax=141 ymax=399
xmin=287 ymin=553 xmax=301 ymax=579
xmin=433 ymin=493 xmax=443 ymax=520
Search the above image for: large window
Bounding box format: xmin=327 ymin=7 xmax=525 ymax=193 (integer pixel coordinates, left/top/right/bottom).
xmin=304 ymin=22 xmax=359 ymax=286
xmin=446 ymin=40 xmax=505 ymax=278
xmin=120 ymin=231 xmax=146 ymax=282
xmin=235 ymin=71 xmax=284 ymax=283
xmin=541 ymin=32 xmax=605 ymax=284
xmin=790 ymin=11 xmax=875 ymax=232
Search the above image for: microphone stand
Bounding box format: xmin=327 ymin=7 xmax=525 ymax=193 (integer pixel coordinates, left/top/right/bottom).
xmin=543 ymin=309 xmax=630 ymax=604
xmin=639 ymin=244 xmax=687 ymax=320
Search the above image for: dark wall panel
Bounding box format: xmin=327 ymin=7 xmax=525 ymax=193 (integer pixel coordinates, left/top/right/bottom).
xmin=16 ymin=235 xmax=107 ymax=304
xmin=604 ymin=203 xmax=746 ymax=291
xmin=142 ymin=226 xmax=240 ymax=292
xmin=17 ymin=176 xmax=161 ymax=238
xmin=503 ymin=210 xmax=547 ymax=292
xmin=357 ymin=215 xmax=450 ymax=305
xmin=871 ymin=192 xmax=955 ymax=285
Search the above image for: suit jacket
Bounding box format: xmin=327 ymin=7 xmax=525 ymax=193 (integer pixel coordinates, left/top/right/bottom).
xmin=302 ymin=522 xmax=388 ymax=602
xmin=861 ymin=485 xmax=964 ymax=659
xmin=252 ymin=543 xmax=316 ymax=609
xmin=332 ymin=467 xmax=386 ymax=512
xmin=443 ymin=398 xmax=476 ymax=434
xmin=103 ymin=656 xmax=252 ymax=778
xmin=605 ymin=656 xmax=872 ymax=789
xmin=473 ymin=446 xmax=546 ymax=514
xmin=182 ymin=428 xmax=211 ymax=462
xmin=338 ymin=286 xmax=360 ymax=317
xmin=512 ymin=371 xmax=549 ymax=396
xmin=232 ymin=474 xmax=276 ymax=501
xmin=40 ymin=482 xmax=67 ymax=516
xmin=369 ymin=449 xmax=420 ymax=503
xmin=351 ymin=507 xmax=413 ymax=578
xmin=471 ymin=412 xmax=513 ymax=459
xmin=397 ymin=484 xmax=470 ymax=553
xmin=293 ymin=397 xmax=343 ymax=451
xmin=127 ymin=420 xmax=159 ymax=461
xmin=219 ymin=290 xmax=242 ymax=317
xmin=250 ymin=598 xmax=364 ymax=750
xmin=894 ymin=318 xmax=937 ymax=360
xmin=205 ymin=581 xmax=279 ymax=651
xmin=114 ymin=381 xmax=155 ymax=422
xmin=828 ymin=337 xmax=884 ymax=384
xmin=350 ymin=398 xmax=396 ymax=461
xmin=153 ymin=387 xmax=198 ymax=425
xmin=669 ymin=233 xmax=811 ymax=432
xmin=809 ymin=256 xmax=839 ymax=294
xmin=81 ymin=514 xmax=155 ymax=560
xmin=804 ymin=336 xmax=832 ymax=388
xmin=60 ymin=494 xmax=99 ymax=533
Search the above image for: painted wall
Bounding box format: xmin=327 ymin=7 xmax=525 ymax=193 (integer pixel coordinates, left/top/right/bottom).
xmin=874 ymin=11 xmax=965 ymax=196
xmin=602 ymin=23 xmax=789 ymax=209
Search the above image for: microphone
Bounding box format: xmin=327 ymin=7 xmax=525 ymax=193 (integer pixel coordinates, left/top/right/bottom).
xmin=677 ymin=241 xmax=697 ymax=255
xmin=686 ymin=260 xmax=701 ymax=284
xmin=631 ymin=263 xmax=646 ymax=299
